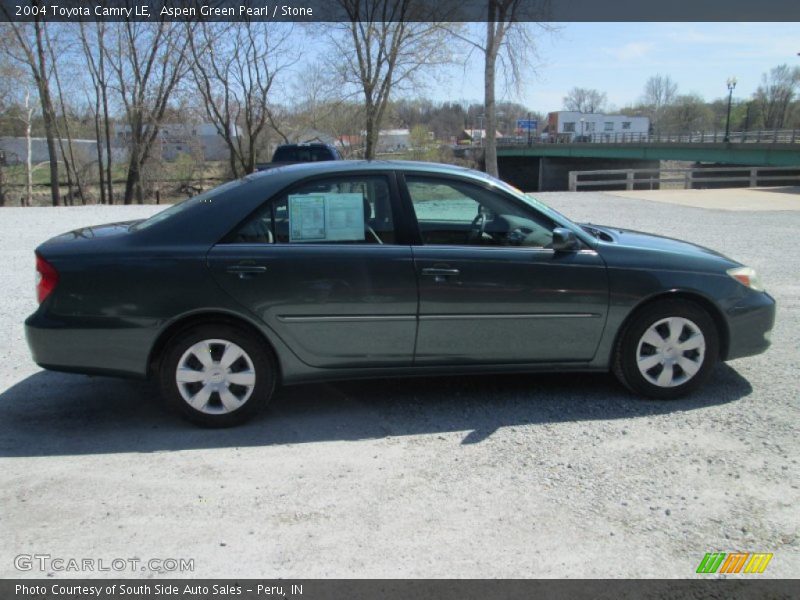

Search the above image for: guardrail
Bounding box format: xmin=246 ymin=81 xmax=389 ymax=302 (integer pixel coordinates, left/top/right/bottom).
xmin=496 ymin=129 xmax=800 ymax=146
xmin=568 ymin=166 xmax=800 ymax=192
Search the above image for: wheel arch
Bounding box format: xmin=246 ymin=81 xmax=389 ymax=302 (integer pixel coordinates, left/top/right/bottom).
xmin=611 ymin=290 xmax=730 ymax=363
xmin=147 ymin=310 xmax=282 ymax=381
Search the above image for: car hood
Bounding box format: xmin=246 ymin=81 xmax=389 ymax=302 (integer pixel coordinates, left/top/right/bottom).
xmin=589 ymin=224 xmax=736 ymax=262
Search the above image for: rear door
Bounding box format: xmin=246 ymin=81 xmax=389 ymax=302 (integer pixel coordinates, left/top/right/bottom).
xmin=401 ymin=173 xmax=609 ymax=365
xmin=207 ymin=172 xmax=418 ymax=368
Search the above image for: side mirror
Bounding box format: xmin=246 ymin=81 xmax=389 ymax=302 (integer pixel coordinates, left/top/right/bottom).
xmin=551 ymin=227 xmax=580 ymax=252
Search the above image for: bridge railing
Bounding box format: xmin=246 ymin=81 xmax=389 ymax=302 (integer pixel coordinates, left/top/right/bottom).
xmin=568 ymin=165 xmax=800 ymax=192
xmin=498 ymin=129 xmax=799 ymax=146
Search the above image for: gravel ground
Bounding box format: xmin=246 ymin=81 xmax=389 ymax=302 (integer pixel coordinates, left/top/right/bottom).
xmin=0 ymin=193 xmax=797 ymax=579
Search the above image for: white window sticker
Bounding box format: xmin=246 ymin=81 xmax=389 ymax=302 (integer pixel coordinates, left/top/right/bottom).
xmin=289 ymin=194 xmax=326 ymax=241
xmin=288 ymin=193 xmax=365 ymax=242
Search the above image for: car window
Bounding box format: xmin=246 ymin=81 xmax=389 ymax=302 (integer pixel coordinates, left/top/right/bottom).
xmin=131 ymin=178 xmax=244 ymax=231
xmin=272 ymin=146 xmax=336 ymax=162
xmin=228 ymin=175 xmax=395 ymax=245
xmin=405 ymin=176 xmax=555 ymax=248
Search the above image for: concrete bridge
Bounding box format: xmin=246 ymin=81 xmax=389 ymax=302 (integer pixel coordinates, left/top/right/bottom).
xmin=481 ymin=137 xmax=800 ymax=191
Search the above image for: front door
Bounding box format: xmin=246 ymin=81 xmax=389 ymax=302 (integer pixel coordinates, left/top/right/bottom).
xmin=208 ymin=173 xmax=418 ymax=368
xmin=402 ymin=174 xmax=609 ymax=365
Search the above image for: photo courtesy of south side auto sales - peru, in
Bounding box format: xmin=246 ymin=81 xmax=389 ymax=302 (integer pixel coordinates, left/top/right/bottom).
xmin=24 ymin=160 xmax=776 ymax=427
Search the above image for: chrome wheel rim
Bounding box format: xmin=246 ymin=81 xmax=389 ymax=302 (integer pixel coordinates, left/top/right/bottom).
xmin=175 ymin=339 xmax=256 ymax=414
xmin=636 ymin=317 xmax=705 ymax=388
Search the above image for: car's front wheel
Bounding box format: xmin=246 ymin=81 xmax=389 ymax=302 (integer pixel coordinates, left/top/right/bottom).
xmin=614 ymin=299 xmax=719 ymax=399
xmin=159 ymin=324 xmax=276 ymax=427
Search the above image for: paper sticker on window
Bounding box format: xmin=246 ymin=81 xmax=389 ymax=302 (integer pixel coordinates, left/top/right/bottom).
xmin=288 ymin=193 xmax=365 ymax=242
xmin=289 ymin=194 xmax=326 ymax=241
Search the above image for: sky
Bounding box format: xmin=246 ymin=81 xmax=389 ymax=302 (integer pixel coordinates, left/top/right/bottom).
xmin=314 ymin=22 xmax=799 ymax=113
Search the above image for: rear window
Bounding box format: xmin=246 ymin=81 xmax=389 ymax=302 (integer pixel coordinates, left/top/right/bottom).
xmin=131 ymin=179 xmax=244 ymax=231
xmin=272 ymin=146 xmax=337 ymax=162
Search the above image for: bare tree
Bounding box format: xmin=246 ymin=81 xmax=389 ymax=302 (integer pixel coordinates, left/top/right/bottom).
xmin=80 ymin=22 xmax=114 ymax=204
xmin=0 ymin=18 xmax=62 ymax=205
xmin=0 ymin=55 xmax=34 ymax=206
xmin=661 ymin=94 xmax=714 ymax=133
xmin=21 ymin=90 xmax=34 ymax=206
xmin=754 ymin=64 xmax=800 ymax=129
xmin=642 ymin=74 xmax=677 ymax=132
xmin=105 ymin=22 xmax=190 ymax=204
xmin=446 ymin=3 xmax=550 ymax=177
xmin=188 ymin=22 xmax=294 ymax=178
xmin=563 ymin=87 xmax=607 ymax=113
xmin=44 ymin=25 xmax=88 ymax=205
xmin=328 ymin=0 xmax=451 ymax=159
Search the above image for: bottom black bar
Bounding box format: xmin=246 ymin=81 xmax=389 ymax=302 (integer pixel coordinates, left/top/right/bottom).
xmin=1 ymin=579 xmax=798 ymax=600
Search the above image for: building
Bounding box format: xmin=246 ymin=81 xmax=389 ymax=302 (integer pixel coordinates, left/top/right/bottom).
xmin=0 ymin=137 xmax=116 ymax=166
xmin=116 ymin=122 xmax=238 ymax=161
xmin=286 ymin=129 xmax=338 ymax=147
xmin=375 ymin=129 xmax=410 ymax=153
xmin=457 ymin=129 xmax=504 ymax=145
xmin=545 ymin=111 xmax=650 ymax=142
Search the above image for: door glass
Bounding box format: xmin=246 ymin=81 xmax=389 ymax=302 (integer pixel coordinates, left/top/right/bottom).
xmin=227 ymin=175 xmax=395 ymax=244
xmin=405 ymin=176 xmax=555 ymax=247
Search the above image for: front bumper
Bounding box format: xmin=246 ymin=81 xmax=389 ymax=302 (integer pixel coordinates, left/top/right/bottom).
xmin=724 ymin=291 xmax=776 ymax=361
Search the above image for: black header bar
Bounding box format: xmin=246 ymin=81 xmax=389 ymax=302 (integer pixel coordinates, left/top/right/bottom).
xmin=1 ymin=0 xmax=799 ymax=22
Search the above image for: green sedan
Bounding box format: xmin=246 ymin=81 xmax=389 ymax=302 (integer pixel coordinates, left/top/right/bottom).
xmin=26 ymin=161 xmax=775 ymax=426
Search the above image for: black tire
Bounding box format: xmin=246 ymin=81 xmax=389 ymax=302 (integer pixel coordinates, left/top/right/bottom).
xmin=613 ymin=299 xmax=719 ymax=399
xmin=158 ymin=323 xmax=277 ymax=427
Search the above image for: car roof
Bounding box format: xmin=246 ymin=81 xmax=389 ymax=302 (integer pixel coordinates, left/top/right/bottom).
xmin=244 ymin=159 xmax=476 ymax=181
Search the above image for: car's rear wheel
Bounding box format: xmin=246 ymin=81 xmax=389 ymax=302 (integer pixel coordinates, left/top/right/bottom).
xmin=613 ymin=299 xmax=719 ymax=399
xmin=159 ymin=324 xmax=276 ymax=427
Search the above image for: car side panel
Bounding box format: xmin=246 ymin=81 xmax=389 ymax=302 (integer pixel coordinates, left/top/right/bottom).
xmin=25 ymin=246 xmax=250 ymax=377
xmin=207 ymin=244 xmax=419 ymax=368
xmin=589 ymin=244 xmax=776 ymax=368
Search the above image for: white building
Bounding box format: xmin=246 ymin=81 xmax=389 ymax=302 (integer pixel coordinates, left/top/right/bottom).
xmin=0 ymin=136 xmax=124 ymax=166
xmin=461 ymin=129 xmax=503 ymax=144
xmin=545 ymin=111 xmax=650 ymax=142
xmin=116 ymin=123 xmax=238 ymax=161
xmin=375 ymin=129 xmax=410 ymax=153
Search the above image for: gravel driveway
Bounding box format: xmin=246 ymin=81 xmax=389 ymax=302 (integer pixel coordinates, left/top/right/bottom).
xmin=0 ymin=193 xmax=797 ymax=578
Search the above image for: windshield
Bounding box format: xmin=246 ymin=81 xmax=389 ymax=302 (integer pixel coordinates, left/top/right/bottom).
xmin=130 ymin=179 xmax=244 ymax=231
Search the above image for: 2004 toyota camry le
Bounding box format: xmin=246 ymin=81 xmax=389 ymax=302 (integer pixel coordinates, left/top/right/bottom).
xmin=25 ymin=161 xmax=775 ymax=426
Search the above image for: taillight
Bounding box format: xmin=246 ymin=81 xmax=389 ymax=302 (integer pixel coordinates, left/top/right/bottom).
xmin=35 ymin=253 xmax=59 ymax=304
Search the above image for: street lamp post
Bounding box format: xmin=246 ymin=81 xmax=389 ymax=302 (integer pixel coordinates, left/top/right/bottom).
xmin=724 ymin=77 xmax=737 ymax=143
xmin=579 ymin=117 xmax=585 ymax=142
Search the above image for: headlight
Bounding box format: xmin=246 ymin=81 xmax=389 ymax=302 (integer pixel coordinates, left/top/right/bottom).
xmin=727 ymin=266 xmax=764 ymax=291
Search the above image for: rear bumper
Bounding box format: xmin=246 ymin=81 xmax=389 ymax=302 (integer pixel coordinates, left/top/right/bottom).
xmin=25 ymin=311 xmax=153 ymax=378
xmin=724 ymin=291 xmax=776 ymax=361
